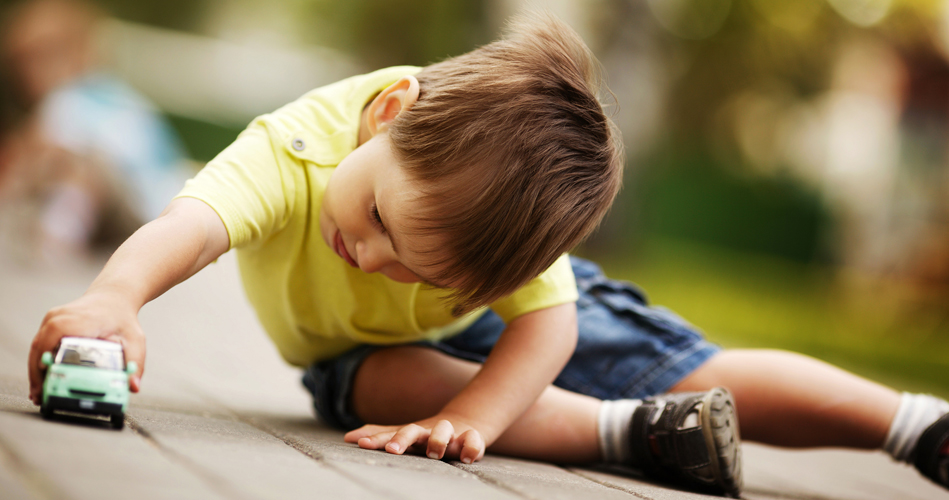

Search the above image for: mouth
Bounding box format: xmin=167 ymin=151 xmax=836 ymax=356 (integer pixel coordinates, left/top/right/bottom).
xmin=334 ymin=231 xmax=358 ymax=268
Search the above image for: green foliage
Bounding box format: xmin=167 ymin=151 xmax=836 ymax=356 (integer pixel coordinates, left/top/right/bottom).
xmin=662 ymin=0 xmax=839 ymax=134
xmin=632 ymin=145 xmax=833 ymax=263
xmin=165 ymin=114 xmax=242 ymax=163
xmin=660 ymin=0 xmax=940 ymax=134
xmin=302 ymin=0 xmax=491 ymax=67
xmin=93 ymin=0 xmax=210 ymax=32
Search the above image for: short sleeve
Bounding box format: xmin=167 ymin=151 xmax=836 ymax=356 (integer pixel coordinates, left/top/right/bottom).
xmin=490 ymin=254 xmax=578 ymax=323
xmin=174 ymin=124 xmax=293 ymax=249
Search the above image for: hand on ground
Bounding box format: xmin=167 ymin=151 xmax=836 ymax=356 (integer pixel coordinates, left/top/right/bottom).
xmin=344 ymin=416 xmax=486 ymax=464
xmin=28 ymin=291 xmax=145 ymax=404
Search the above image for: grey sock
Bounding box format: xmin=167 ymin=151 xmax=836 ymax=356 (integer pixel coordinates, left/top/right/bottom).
xmin=597 ymin=399 xmax=642 ymax=463
xmin=883 ymin=392 xmax=949 ymax=462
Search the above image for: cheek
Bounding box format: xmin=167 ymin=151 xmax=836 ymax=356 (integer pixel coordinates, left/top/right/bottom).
xmin=320 ymin=175 xmax=349 ymax=244
xmin=323 ymin=173 xmax=353 ymax=223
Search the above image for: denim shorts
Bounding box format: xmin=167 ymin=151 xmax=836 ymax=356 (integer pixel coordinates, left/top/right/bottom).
xmin=302 ymin=256 xmax=721 ymax=430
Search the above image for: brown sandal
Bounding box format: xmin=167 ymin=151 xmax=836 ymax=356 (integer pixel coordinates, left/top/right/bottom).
xmin=915 ymin=412 xmax=949 ymax=489
xmin=628 ymin=387 xmax=742 ymax=498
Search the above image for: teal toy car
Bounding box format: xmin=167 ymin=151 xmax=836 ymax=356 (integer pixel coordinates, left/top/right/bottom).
xmin=39 ymin=337 xmax=137 ymax=429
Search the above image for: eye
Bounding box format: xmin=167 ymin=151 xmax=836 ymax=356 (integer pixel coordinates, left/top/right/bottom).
xmin=370 ymin=202 xmax=387 ymax=235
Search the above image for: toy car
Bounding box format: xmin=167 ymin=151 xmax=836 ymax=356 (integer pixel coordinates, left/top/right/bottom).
xmin=39 ymin=337 xmax=137 ymax=429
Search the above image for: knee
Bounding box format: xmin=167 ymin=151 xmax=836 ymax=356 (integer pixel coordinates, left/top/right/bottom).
xmin=357 ymin=346 xmax=423 ymax=379
xmin=352 ymin=346 xmax=478 ymax=422
xmin=354 ymin=346 xmax=448 ymax=396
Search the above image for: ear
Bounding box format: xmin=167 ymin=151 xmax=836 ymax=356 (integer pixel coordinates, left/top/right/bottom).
xmin=365 ymin=75 xmax=420 ymax=136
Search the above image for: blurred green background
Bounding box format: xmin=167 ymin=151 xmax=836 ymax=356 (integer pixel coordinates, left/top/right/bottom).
xmin=2 ymin=0 xmax=948 ymax=396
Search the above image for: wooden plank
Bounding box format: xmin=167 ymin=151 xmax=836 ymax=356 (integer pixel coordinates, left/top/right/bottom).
xmin=739 ymin=443 xmax=949 ymax=500
xmin=454 ymin=455 xmax=640 ymax=500
xmin=127 ymin=407 xmax=381 ymax=500
xmin=569 ymin=466 xmax=727 ymax=500
xmin=255 ymin=414 xmax=524 ymax=500
xmin=0 ymin=400 xmax=225 ymax=500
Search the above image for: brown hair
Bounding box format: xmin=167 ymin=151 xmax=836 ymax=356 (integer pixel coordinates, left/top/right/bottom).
xmin=389 ymin=12 xmax=624 ymax=314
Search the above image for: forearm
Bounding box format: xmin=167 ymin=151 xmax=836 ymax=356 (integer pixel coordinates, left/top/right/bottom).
xmin=86 ymin=197 xmax=229 ymax=309
xmin=440 ymin=302 xmax=578 ymax=444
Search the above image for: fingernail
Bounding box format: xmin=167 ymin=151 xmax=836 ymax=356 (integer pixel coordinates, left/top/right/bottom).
xmin=462 ymin=457 xmax=472 ymax=464
xmin=388 ymin=443 xmax=400 ymax=453
xmin=428 ymin=452 xmax=438 ymax=459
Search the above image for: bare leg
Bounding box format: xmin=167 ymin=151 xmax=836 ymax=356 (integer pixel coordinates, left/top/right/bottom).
xmin=352 ymin=346 xmax=902 ymax=460
xmin=671 ymin=349 xmax=901 ymax=449
xmin=352 ymin=346 xmax=602 ymax=463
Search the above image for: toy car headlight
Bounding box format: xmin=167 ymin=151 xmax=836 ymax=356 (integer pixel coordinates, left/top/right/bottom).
xmin=110 ymin=379 xmax=127 ymax=388
xmin=49 ymin=372 xmax=66 ymax=380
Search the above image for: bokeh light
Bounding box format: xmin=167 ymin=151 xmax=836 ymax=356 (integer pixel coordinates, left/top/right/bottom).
xmin=646 ymin=0 xmax=732 ymax=40
xmin=827 ymin=0 xmax=892 ymax=26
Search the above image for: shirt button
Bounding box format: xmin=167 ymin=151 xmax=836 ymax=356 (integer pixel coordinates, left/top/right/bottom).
xmin=292 ymin=138 xmax=305 ymax=151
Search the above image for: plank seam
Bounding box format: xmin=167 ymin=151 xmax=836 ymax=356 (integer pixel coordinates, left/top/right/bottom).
xmin=125 ymin=414 xmax=257 ymax=500
xmin=451 ymin=463 xmax=543 ymax=500
xmin=236 ymin=414 xmax=410 ymax=500
xmin=567 ymin=468 xmax=657 ymax=500
xmin=179 ymin=384 xmax=528 ymax=499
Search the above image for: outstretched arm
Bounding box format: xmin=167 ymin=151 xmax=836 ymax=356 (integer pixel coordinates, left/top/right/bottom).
xmin=345 ymin=301 xmax=578 ymax=463
xmin=28 ymin=197 xmax=229 ymax=403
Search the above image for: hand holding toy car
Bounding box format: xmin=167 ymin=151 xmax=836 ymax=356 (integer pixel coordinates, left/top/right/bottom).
xmin=39 ymin=337 xmax=137 ymax=429
xmin=28 ymin=290 xmax=146 ymax=406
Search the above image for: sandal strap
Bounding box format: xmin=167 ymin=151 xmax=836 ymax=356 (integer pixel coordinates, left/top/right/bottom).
xmin=629 ymin=394 xmax=711 ymax=470
xmin=629 ymin=403 xmax=658 ymax=468
xmin=657 ymin=427 xmax=711 ymax=470
xmin=915 ymin=413 xmax=949 ymax=485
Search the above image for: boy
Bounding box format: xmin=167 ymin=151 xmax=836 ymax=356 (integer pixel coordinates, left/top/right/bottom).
xmin=27 ymin=13 xmax=949 ymax=497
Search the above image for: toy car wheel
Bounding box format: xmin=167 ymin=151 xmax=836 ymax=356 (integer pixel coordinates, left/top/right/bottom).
xmin=110 ymin=413 xmax=125 ymax=430
xmin=40 ymin=403 xmax=53 ymax=420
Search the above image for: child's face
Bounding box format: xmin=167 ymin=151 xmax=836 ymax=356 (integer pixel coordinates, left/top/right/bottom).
xmin=319 ymin=132 xmax=444 ymax=286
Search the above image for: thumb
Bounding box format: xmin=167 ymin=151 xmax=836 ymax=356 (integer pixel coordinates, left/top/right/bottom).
xmin=107 ymin=331 xmax=145 ymax=393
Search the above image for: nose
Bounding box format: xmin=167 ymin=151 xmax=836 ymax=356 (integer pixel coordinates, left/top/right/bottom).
xmin=355 ymin=238 xmax=389 ymax=274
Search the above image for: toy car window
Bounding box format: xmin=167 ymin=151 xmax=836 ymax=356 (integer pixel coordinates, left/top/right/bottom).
xmin=55 ymin=345 xmax=123 ymax=371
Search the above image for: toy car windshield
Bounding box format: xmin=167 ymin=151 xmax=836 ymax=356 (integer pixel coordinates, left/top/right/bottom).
xmin=54 ymin=339 xmax=124 ymax=371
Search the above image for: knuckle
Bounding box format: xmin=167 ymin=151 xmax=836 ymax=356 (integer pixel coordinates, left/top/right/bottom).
xmin=41 ymin=307 xmax=61 ymax=323
xmin=44 ymin=315 xmax=67 ymax=332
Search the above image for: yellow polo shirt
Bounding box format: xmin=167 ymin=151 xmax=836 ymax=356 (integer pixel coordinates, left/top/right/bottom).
xmin=176 ymin=66 xmax=578 ymax=366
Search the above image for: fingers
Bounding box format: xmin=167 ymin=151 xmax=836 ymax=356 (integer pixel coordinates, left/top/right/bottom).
xmin=457 ymin=429 xmax=485 ymax=464
xmin=344 ymin=421 xmax=485 ymax=464
xmin=385 ymin=423 xmax=428 ymax=455
xmin=106 ymin=326 xmax=145 ymax=392
xmin=28 ymin=308 xmax=70 ymax=405
xmin=28 ymin=346 xmax=42 ymax=405
xmin=357 ymin=432 xmax=397 ymax=451
xmin=28 ymin=340 xmax=43 ymax=405
xmin=28 ymin=299 xmax=148 ymax=402
xmin=426 ymin=420 xmax=454 ymax=460
xmin=344 ymin=425 xmax=382 ymax=443
xmin=343 ymin=425 xmax=390 ymax=443
xmin=344 ymin=425 xmax=397 ymax=450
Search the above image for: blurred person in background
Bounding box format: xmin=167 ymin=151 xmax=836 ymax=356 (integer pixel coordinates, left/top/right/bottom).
xmin=0 ymin=0 xmax=189 ymax=264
